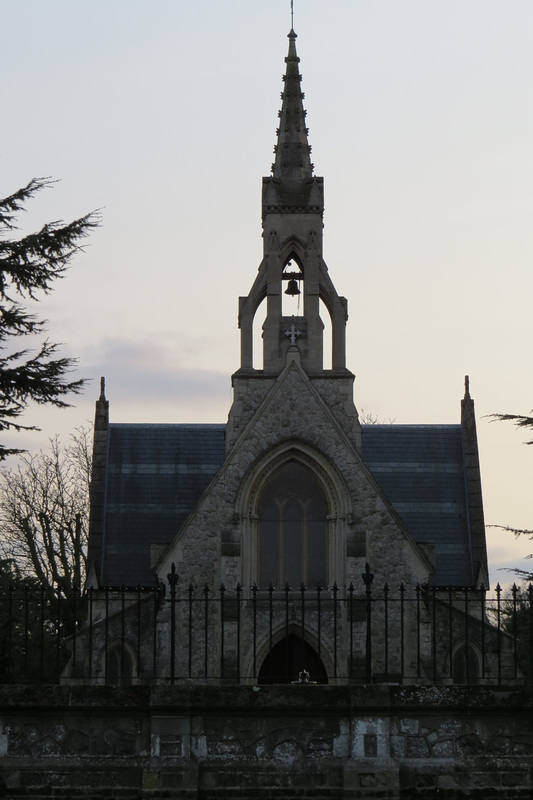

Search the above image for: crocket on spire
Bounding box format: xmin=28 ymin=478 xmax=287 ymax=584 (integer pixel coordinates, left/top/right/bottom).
xmin=272 ymin=29 xmax=314 ymax=182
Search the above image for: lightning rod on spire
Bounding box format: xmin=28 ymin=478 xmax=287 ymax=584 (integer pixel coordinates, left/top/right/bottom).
xmin=291 ymin=0 xmax=294 ymax=30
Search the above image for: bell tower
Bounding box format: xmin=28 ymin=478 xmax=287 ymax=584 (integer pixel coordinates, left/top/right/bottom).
xmin=228 ymin=29 xmax=360 ymax=449
xmin=238 ymin=29 xmax=351 ymax=375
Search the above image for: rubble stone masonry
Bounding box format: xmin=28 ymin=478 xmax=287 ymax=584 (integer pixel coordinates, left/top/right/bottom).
xmin=0 ymin=684 xmax=532 ymax=798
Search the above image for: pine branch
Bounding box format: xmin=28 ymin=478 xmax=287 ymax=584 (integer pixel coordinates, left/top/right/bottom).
xmin=0 ymin=178 xmax=100 ymax=457
xmin=488 ymin=412 xmax=533 ymax=444
xmin=0 ymin=178 xmax=56 ymax=230
xmin=0 ymin=210 xmax=100 ymax=300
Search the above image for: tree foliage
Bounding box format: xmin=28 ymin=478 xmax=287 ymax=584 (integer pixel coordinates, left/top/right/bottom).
xmin=490 ymin=411 xmax=533 ymax=445
xmin=489 ymin=410 xmax=533 ymax=578
xmin=0 ymin=558 xmax=75 ymax=683
xmin=0 ymin=426 xmax=91 ymax=594
xmin=0 ymin=178 xmax=99 ymax=458
xmin=498 ymin=584 xmax=533 ymax=678
xmin=359 ymin=409 xmax=396 ymax=425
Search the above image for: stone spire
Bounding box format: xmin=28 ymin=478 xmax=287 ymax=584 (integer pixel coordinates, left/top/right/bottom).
xmin=272 ymin=30 xmax=314 ymax=183
xmin=235 ymin=27 xmax=351 ymax=387
xmin=460 ymin=376 xmax=489 ymax=588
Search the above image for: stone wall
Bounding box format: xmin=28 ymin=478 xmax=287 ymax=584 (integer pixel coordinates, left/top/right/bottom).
xmin=0 ymin=684 xmax=532 ymax=798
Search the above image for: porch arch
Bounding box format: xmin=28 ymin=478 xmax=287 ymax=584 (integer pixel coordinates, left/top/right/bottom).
xmin=247 ymin=621 xmax=333 ymax=684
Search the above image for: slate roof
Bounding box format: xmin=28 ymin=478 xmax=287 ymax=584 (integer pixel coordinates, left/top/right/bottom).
xmin=96 ymin=422 xmax=474 ymax=587
xmin=361 ymin=425 xmax=473 ymax=586
xmin=99 ymin=424 xmax=226 ymax=586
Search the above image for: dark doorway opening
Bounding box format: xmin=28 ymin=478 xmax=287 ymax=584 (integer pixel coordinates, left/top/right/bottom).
xmin=452 ymin=643 xmax=480 ymax=684
xmin=257 ymin=634 xmax=328 ymax=684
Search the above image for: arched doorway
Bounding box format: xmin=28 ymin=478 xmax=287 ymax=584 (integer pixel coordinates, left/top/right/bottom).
xmin=257 ymin=634 xmax=328 ymax=684
xmin=452 ymin=642 xmax=480 ymax=684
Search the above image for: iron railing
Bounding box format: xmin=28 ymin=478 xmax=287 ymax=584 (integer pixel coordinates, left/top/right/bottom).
xmin=1 ymin=572 xmax=532 ymax=685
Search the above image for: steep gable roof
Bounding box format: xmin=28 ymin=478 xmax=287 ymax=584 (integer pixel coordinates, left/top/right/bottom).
xmin=362 ymin=425 xmax=474 ymax=586
xmin=93 ymin=420 xmax=480 ymax=588
xmin=98 ymin=423 xmax=225 ymax=586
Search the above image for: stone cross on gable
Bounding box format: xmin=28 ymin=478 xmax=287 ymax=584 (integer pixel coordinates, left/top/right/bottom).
xmin=284 ymin=323 xmax=302 ymax=345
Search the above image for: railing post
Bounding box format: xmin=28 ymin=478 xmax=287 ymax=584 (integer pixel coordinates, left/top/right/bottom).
xmin=88 ymin=586 xmax=94 ymax=680
xmin=188 ymin=583 xmax=194 ymax=679
xmin=416 ymin=583 xmax=421 ymax=680
xmin=252 ymin=582 xmax=258 ymax=680
xmin=104 ymin=587 xmax=109 ymax=684
xmin=204 ymin=583 xmax=210 ymax=680
xmin=384 ymin=582 xmax=389 ymax=680
xmin=236 ymin=583 xmax=242 ymax=683
xmin=7 ymin=583 xmax=14 ymax=682
xmin=348 ymin=582 xmax=354 ymax=680
xmin=317 ymin=584 xmax=322 ymax=679
xmin=72 ymin=585 xmax=79 ymax=679
xmin=400 ymin=582 xmax=405 ymax=682
xmin=464 ymin=586 xmax=469 ymax=683
xmin=56 ymin=585 xmax=63 ymax=673
xmin=24 ymin=584 xmax=30 ymax=679
xmin=284 ymin=583 xmax=290 ymax=680
xmin=300 ymin=582 xmax=306 ymax=675
xmin=120 ymin=584 xmax=126 ymax=683
xmin=167 ymin=564 xmax=179 ymax=685
xmin=512 ymin=583 xmax=518 ymax=679
xmin=529 ymin=584 xmax=533 ymax=681
xmin=496 ymin=583 xmax=502 ymax=684
xmin=480 ymin=584 xmax=486 ymax=680
xmin=268 ymin=583 xmax=274 ymax=680
xmin=332 ymin=582 xmax=338 ymax=679
xmin=220 ymin=582 xmax=226 ymax=679
xmin=40 ymin=583 xmax=46 ymax=676
xmin=153 ymin=580 xmax=160 ymax=679
xmin=136 ymin=584 xmax=142 ymax=679
xmin=362 ymin=564 xmax=374 ymax=684
xmin=448 ymin=585 xmax=453 ymax=680
xmin=431 ymin=585 xmax=437 ymax=683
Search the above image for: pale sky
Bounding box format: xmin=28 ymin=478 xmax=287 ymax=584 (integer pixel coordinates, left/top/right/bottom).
xmin=2 ymin=0 xmax=532 ymax=585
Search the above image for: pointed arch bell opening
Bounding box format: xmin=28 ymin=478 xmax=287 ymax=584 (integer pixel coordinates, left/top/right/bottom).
xmin=281 ymin=253 xmax=304 ymax=318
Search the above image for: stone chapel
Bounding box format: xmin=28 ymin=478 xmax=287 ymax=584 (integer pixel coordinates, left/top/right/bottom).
xmin=84 ymin=29 xmax=494 ymax=686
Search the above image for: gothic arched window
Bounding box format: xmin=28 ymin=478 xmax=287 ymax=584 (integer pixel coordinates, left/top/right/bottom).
xmin=258 ymin=460 xmax=327 ymax=588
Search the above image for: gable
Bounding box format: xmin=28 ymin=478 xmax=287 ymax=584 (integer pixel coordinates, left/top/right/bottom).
xmin=93 ymin=415 xmax=478 ymax=588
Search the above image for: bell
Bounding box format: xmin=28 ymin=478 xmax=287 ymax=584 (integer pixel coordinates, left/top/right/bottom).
xmin=285 ymin=278 xmax=301 ymax=296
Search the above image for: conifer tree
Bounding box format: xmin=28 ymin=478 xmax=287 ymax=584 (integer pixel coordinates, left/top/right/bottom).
xmin=0 ymin=178 xmax=99 ymax=458
xmin=490 ymin=411 xmax=533 ymax=578
xmin=491 ymin=412 xmax=533 ymax=444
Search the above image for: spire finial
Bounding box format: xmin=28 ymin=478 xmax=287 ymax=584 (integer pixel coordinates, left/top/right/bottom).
xmin=291 ymin=0 xmax=294 ymax=31
xmin=272 ymin=23 xmax=314 ymax=181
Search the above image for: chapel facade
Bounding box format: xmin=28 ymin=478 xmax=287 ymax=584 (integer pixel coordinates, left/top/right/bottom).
xmin=83 ymin=30 xmax=500 ymax=687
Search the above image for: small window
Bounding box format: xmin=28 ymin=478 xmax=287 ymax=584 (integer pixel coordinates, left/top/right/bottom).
xmin=452 ymin=643 xmax=479 ymax=684
xmin=105 ymin=642 xmax=135 ymax=686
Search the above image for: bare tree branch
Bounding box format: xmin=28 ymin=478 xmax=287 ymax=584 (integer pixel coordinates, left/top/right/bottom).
xmin=0 ymin=426 xmax=91 ymax=593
